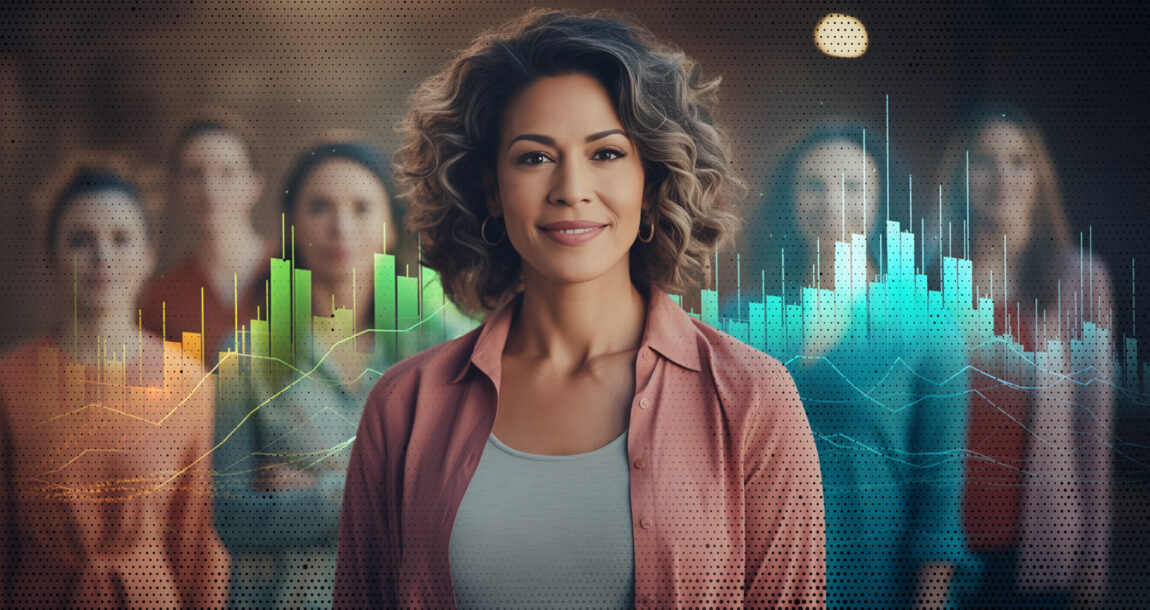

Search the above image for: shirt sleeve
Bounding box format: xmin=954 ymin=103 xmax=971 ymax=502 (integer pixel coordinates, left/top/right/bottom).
xmin=167 ymin=369 xmax=231 ymax=608
xmin=906 ymin=310 xmax=972 ymax=570
xmin=212 ymin=363 xmax=343 ymax=553
xmin=334 ymin=385 xmax=397 ymax=608
xmin=743 ymin=357 xmax=827 ymax=607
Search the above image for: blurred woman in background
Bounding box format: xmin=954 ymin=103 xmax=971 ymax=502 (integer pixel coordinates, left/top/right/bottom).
xmin=741 ymin=121 xmax=973 ymax=608
xmin=213 ymin=137 xmax=400 ymax=608
xmin=0 ymin=162 xmax=228 ymax=608
xmin=941 ymin=108 xmax=1113 ymax=609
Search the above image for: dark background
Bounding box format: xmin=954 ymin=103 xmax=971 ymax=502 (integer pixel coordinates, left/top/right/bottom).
xmin=2 ymin=1 xmax=1148 ymax=603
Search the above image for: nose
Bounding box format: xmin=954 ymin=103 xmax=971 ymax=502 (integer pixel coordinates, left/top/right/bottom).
xmin=333 ymin=207 xmax=355 ymax=238
xmin=549 ymin=158 xmax=593 ymax=206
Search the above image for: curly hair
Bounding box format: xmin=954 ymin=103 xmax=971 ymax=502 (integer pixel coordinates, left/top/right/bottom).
xmin=399 ymin=8 xmax=744 ymax=313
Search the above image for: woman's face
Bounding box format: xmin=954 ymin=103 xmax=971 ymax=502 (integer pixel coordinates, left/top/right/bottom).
xmin=291 ymin=158 xmax=394 ymax=285
xmin=492 ymin=72 xmax=647 ymax=289
xmin=792 ymin=139 xmax=880 ymax=248
xmin=176 ymin=130 xmax=263 ymax=233
xmin=52 ymin=190 xmax=155 ymax=316
xmin=969 ymin=120 xmax=1039 ymax=236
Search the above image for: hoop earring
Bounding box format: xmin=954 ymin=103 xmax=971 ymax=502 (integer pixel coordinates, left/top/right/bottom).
xmin=638 ymin=219 xmax=656 ymax=244
xmin=480 ymin=216 xmax=506 ymax=246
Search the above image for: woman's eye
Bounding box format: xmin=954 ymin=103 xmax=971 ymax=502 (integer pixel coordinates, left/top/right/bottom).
xmin=591 ymin=148 xmax=625 ymax=162
xmin=799 ymin=178 xmax=824 ymax=193
xmin=113 ymin=231 xmax=130 ymax=245
xmin=355 ymin=200 xmax=370 ymax=215
xmin=308 ymin=199 xmax=330 ymax=214
xmin=517 ymin=152 xmax=551 ymax=166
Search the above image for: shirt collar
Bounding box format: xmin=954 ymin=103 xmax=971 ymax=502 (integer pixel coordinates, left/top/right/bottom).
xmin=449 ymin=287 xmax=702 ymax=385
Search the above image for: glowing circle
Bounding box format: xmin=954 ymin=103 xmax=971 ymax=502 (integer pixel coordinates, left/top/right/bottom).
xmin=814 ymin=13 xmax=868 ymax=58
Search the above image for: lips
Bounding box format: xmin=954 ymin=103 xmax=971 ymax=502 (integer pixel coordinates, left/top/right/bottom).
xmin=538 ymin=220 xmax=608 ymax=246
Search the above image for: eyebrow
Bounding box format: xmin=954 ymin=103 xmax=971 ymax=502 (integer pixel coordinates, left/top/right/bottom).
xmin=506 ymin=129 xmax=628 ymax=151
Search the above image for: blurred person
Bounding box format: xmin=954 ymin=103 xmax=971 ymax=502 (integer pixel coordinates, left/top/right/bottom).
xmin=738 ymin=122 xmax=974 ymax=608
xmin=212 ymin=138 xmax=400 ymax=608
xmin=139 ymin=108 xmax=273 ymax=362
xmin=940 ymin=108 xmax=1114 ymax=609
xmin=0 ymin=163 xmax=229 ymax=608
xmin=335 ymin=10 xmax=826 ymax=608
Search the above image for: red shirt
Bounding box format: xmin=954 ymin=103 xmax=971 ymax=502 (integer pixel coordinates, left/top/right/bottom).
xmin=964 ymin=302 xmax=1034 ymax=551
xmin=138 ymin=253 xmax=269 ymax=362
xmin=335 ymin=290 xmax=826 ymax=608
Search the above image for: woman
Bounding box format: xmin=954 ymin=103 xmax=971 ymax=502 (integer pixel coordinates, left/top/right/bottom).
xmin=213 ymin=138 xmax=401 ymax=608
xmin=139 ymin=108 xmax=273 ymax=361
xmin=0 ymin=164 xmax=229 ymax=607
xmin=941 ymin=109 xmax=1113 ymax=609
xmin=336 ymin=10 xmax=826 ymax=608
xmin=740 ymin=122 xmax=973 ymax=608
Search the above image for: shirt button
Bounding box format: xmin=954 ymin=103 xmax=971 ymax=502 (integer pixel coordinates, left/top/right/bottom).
xmin=641 ymin=350 xmax=651 ymax=362
xmin=640 ymin=517 xmax=653 ymax=529
xmin=633 ymin=458 xmax=646 ymax=470
xmin=639 ymin=398 xmax=650 ymax=409
xmin=638 ymin=593 xmax=652 ymax=605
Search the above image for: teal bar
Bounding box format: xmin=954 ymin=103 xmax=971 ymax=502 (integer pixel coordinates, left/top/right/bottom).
xmin=785 ymin=304 xmax=802 ymax=357
xmin=293 ymin=268 xmax=312 ymax=365
xmin=900 ymin=231 xmax=915 ymax=285
xmin=886 ymin=220 xmax=903 ymax=283
xmin=834 ymin=241 xmax=851 ymax=294
xmin=748 ymin=301 xmax=765 ymax=352
xmin=701 ymin=289 xmax=718 ymax=328
xmin=764 ymin=295 xmax=783 ymax=357
xmin=943 ymin=257 xmax=958 ymax=312
xmin=1127 ymin=337 xmax=1139 ymax=390
xmin=728 ymin=320 xmax=749 ymax=345
xmin=374 ymin=253 xmax=397 ymax=361
xmin=669 ymin=294 xmax=682 ymax=307
xmin=270 ymin=258 xmax=292 ymax=363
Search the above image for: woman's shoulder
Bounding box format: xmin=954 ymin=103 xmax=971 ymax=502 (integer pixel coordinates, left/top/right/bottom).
xmin=363 ymin=323 xmax=484 ymax=408
xmin=681 ymin=314 xmax=804 ymax=423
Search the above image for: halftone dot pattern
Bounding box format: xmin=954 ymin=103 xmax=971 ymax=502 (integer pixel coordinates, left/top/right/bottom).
xmin=0 ymin=1 xmax=1147 ymax=608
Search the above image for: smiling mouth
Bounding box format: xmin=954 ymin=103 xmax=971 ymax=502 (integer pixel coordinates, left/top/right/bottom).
xmin=550 ymin=227 xmax=600 ymax=235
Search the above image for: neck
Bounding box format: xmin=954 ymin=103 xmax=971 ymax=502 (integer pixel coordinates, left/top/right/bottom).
xmin=198 ymin=221 xmax=266 ymax=266
xmin=55 ymin=308 xmax=143 ymax=365
xmin=510 ymin=267 xmax=647 ymax=372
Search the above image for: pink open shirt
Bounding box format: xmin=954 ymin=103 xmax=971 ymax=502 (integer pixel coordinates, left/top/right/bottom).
xmin=335 ymin=289 xmax=826 ymax=608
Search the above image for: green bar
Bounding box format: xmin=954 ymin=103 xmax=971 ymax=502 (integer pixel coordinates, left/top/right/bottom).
xmin=669 ymin=294 xmax=682 ymax=307
xmin=270 ymin=258 xmax=292 ymax=363
xmin=250 ymin=320 xmax=270 ymax=357
xmin=397 ymin=275 xmax=419 ymax=360
xmin=421 ymin=267 xmax=445 ymax=348
xmin=374 ymin=253 xmax=397 ymax=361
xmin=293 ymin=268 xmax=312 ymax=365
